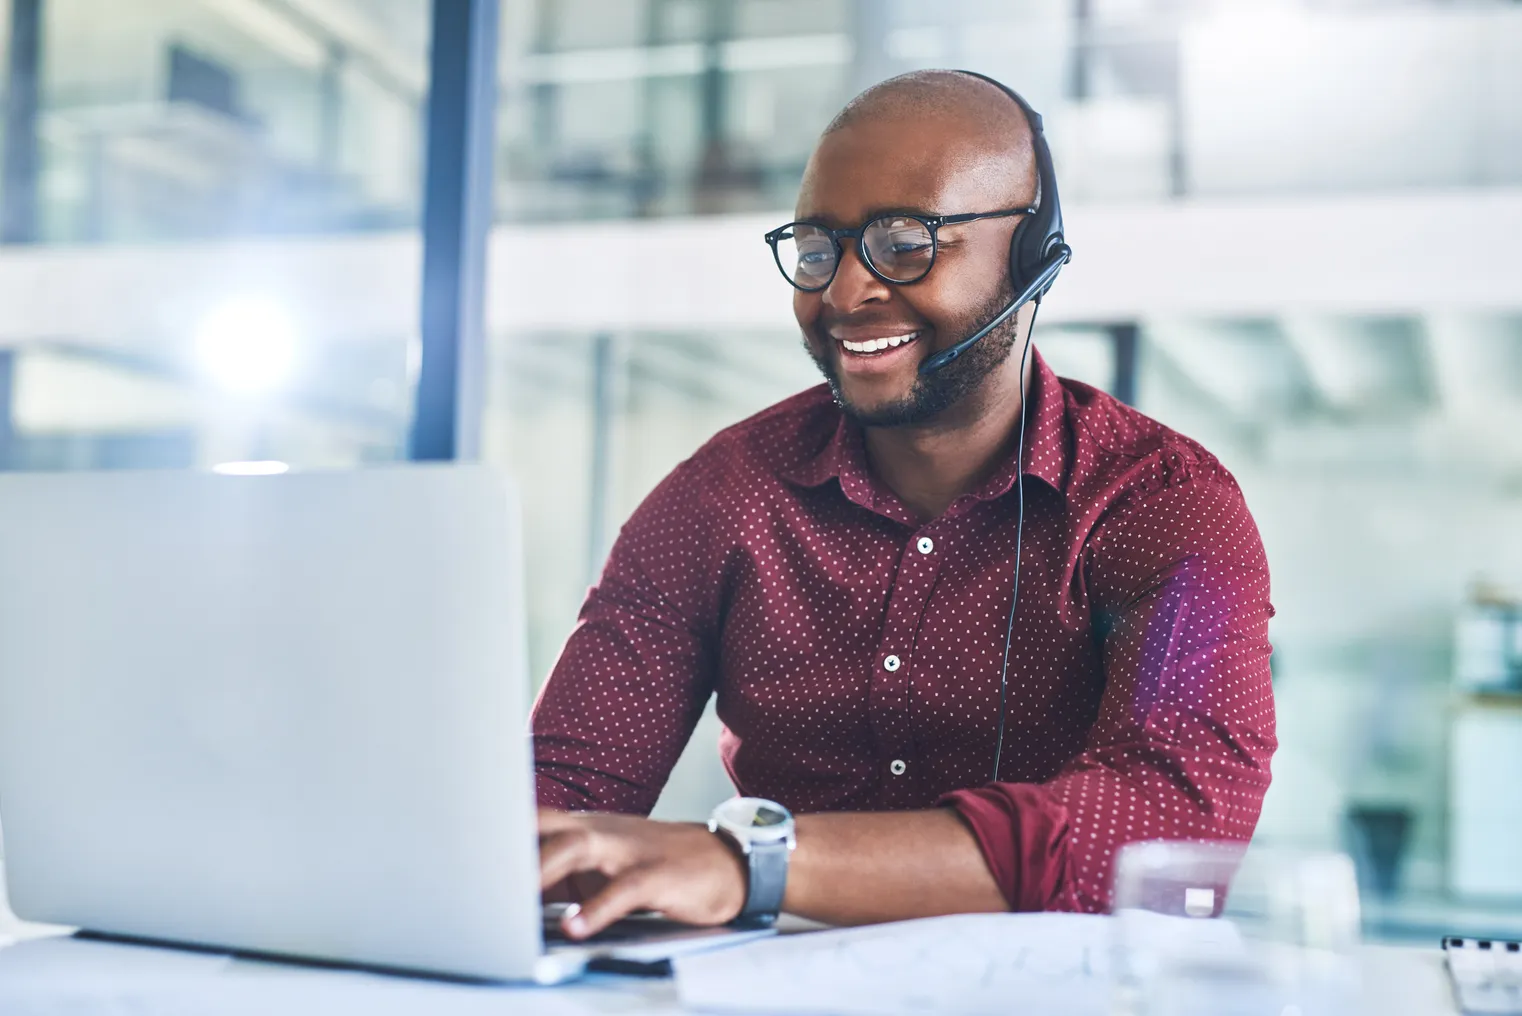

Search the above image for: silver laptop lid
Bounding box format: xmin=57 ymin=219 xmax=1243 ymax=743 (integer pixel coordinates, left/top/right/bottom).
xmin=0 ymin=465 xmax=543 ymax=981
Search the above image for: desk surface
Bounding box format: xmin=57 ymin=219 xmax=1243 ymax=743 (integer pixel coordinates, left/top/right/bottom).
xmin=0 ymin=925 xmax=1461 ymax=1016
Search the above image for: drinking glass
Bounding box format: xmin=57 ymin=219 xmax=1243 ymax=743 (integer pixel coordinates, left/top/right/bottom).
xmin=1112 ymin=840 xmax=1362 ymax=1016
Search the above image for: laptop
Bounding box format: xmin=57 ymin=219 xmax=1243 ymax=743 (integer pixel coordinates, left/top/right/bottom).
xmin=0 ymin=465 xmax=763 ymax=983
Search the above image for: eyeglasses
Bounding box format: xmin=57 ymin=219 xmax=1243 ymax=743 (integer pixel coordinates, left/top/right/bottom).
xmin=763 ymin=207 xmax=1035 ymax=293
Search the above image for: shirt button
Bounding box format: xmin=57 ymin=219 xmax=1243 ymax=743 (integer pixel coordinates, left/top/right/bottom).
xmin=890 ymin=759 xmax=907 ymax=776
xmin=916 ymin=537 xmax=934 ymax=555
xmin=883 ymin=654 xmax=901 ymax=672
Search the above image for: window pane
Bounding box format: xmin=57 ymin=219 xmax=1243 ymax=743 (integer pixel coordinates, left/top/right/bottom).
xmin=1 ymin=0 xmax=429 ymax=471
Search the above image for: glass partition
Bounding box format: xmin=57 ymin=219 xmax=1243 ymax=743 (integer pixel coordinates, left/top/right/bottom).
xmin=0 ymin=0 xmax=429 ymax=472
xmin=34 ymin=0 xmax=426 ymax=243
xmin=9 ymin=1 xmax=1522 ymax=240
xmin=495 ymin=0 xmax=1522 ymax=221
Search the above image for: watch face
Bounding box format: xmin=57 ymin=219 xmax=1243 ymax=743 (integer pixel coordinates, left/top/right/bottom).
xmin=714 ymin=797 xmax=794 ymax=843
xmin=750 ymin=803 xmax=789 ymax=828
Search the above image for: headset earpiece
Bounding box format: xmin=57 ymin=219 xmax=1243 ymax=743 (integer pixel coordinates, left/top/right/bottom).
xmin=1008 ymin=215 xmax=1031 ymax=292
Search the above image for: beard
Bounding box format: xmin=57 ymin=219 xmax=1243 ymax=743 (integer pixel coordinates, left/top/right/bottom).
xmin=803 ymin=284 xmax=1022 ymax=429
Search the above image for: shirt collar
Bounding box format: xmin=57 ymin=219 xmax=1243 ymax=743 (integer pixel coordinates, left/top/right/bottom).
xmin=781 ymin=346 xmax=1070 ymax=513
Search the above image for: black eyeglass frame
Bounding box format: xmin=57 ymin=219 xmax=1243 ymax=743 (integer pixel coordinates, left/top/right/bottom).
xmin=763 ymin=207 xmax=1037 ymax=293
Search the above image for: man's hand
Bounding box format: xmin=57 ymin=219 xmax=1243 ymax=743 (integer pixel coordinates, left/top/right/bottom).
xmin=538 ymin=809 xmax=746 ymax=939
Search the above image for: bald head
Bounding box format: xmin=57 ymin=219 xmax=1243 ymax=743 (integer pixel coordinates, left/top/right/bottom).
xmin=827 ymin=71 xmax=1031 ymax=142
xmin=799 ymin=70 xmax=1038 ymax=221
xmin=823 ymin=70 xmax=1035 ymax=195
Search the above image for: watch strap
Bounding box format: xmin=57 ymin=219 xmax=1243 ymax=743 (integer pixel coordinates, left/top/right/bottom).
xmin=737 ymin=838 xmax=789 ymax=927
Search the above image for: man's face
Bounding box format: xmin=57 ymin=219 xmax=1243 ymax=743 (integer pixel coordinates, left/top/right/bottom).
xmin=792 ymin=115 xmax=1033 ymax=428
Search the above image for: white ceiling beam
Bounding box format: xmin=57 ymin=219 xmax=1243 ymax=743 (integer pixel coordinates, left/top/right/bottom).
xmin=2 ymin=190 xmax=1522 ymax=352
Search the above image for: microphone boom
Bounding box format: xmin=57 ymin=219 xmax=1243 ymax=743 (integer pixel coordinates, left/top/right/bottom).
xmin=917 ymin=245 xmax=1071 ymax=376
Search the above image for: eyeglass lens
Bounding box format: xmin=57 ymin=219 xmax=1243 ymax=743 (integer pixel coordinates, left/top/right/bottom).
xmin=774 ymin=216 xmax=936 ymax=291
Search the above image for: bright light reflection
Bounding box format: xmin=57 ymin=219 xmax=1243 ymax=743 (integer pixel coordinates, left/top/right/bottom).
xmin=212 ymin=461 xmax=290 ymax=476
xmin=194 ymin=297 xmax=299 ymax=393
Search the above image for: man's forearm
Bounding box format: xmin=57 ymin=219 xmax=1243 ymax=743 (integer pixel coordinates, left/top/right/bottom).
xmin=783 ymin=808 xmax=1007 ymax=925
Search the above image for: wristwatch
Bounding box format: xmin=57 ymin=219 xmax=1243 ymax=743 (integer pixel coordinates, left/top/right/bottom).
xmin=708 ymin=797 xmax=796 ymax=928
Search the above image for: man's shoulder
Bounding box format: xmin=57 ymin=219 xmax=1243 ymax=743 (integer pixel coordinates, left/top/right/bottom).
xmin=680 ymin=384 xmax=840 ymax=487
xmin=1058 ymin=375 xmax=1238 ymax=508
xmin=1056 ymin=377 xmax=1268 ymax=599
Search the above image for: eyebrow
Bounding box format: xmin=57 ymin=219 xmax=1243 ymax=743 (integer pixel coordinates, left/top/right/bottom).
xmin=792 ymin=205 xmax=942 ymax=228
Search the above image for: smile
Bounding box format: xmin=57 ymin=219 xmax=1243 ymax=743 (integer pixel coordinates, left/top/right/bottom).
xmin=838 ymin=332 xmax=919 ymax=355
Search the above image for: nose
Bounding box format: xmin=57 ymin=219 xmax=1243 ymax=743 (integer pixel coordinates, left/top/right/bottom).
xmin=822 ymin=238 xmax=891 ymax=314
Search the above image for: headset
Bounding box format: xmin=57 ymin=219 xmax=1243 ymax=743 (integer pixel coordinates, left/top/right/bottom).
xmin=918 ymin=72 xmax=1071 ymax=782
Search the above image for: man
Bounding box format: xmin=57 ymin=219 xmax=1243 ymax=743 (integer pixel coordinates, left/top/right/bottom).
xmin=533 ymin=70 xmax=1276 ymax=938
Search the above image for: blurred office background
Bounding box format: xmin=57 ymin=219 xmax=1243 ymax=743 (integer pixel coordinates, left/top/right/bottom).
xmin=2 ymin=0 xmax=1521 ymax=943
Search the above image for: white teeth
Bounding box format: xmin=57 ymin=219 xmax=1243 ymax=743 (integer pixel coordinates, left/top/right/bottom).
xmin=841 ymin=333 xmax=917 ymax=354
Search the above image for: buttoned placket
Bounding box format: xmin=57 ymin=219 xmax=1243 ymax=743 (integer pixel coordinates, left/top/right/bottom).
xmin=867 ymin=525 xmax=948 ymax=806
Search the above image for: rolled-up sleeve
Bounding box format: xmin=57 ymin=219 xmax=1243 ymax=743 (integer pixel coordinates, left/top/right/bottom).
xmin=532 ymin=458 xmax=722 ymax=814
xmin=942 ymin=466 xmax=1277 ymax=913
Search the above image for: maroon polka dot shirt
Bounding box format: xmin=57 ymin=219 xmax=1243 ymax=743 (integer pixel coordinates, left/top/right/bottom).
xmin=533 ymin=348 xmax=1277 ymax=913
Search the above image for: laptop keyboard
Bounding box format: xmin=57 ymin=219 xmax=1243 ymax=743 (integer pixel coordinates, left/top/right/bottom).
xmin=542 ymin=907 xmax=696 ymax=944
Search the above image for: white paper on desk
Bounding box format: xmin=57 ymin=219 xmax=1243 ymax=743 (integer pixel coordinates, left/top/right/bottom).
xmin=674 ymin=912 xmax=1112 ymax=1016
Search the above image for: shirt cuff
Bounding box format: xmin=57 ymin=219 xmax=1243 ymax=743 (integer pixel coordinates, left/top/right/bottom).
xmin=938 ymin=783 xmax=1075 ymax=912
